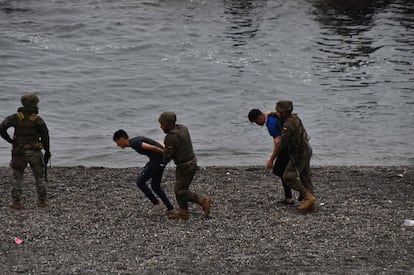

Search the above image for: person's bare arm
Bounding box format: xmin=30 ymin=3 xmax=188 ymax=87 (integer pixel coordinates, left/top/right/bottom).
xmin=267 ymin=136 xmax=281 ymax=169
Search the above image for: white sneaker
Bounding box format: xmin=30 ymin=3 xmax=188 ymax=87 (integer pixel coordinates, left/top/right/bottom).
xmin=148 ymin=203 xmax=165 ymax=215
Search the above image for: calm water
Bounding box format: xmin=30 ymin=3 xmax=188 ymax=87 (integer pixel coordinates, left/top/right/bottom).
xmin=0 ymin=0 xmax=413 ymax=168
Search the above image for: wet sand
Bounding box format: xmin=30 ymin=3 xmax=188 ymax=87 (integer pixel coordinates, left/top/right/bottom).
xmin=1 ymin=165 xmax=413 ymax=274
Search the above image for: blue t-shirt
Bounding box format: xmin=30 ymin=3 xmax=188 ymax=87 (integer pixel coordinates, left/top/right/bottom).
xmin=266 ymin=115 xmax=281 ymax=138
xmin=129 ymin=136 xmax=163 ymax=163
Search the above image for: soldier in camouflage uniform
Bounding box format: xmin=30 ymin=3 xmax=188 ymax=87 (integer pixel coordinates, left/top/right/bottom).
xmin=158 ymin=111 xmax=211 ymax=220
xmin=275 ymin=100 xmax=316 ymax=212
xmin=0 ymin=93 xmax=51 ymax=209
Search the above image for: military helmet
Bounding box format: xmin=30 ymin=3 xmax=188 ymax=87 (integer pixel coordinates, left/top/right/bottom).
xmin=276 ymin=100 xmax=293 ymax=112
xmin=159 ymin=111 xmax=176 ymax=126
xmin=21 ymin=93 xmax=39 ymax=108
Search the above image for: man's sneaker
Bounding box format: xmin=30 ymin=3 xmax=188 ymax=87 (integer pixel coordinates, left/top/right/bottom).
xmin=37 ymin=200 xmax=49 ymax=208
xmin=148 ymin=203 xmax=165 ymax=215
xmin=8 ymin=200 xmax=22 ymax=210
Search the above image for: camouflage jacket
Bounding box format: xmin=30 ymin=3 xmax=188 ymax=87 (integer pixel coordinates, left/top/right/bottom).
xmin=279 ymin=114 xmax=310 ymax=165
xmin=0 ymin=107 xmax=50 ymax=151
xmin=163 ymin=124 xmax=195 ymax=166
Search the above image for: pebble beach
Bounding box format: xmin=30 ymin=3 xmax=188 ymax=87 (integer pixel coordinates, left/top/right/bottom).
xmin=0 ymin=165 xmax=413 ymax=274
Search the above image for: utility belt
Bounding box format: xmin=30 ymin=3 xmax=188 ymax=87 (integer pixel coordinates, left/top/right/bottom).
xmin=13 ymin=142 xmax=43 ymax=152
xmin=176 ymin=157 xmax=197 ymax=169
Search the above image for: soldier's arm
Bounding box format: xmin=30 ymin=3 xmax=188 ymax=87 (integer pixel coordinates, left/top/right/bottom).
xmin=0 ymin=115 xmax=15 ymax=143
xmin=37 ymin=118 xmax=50 ymax=152
xmin=163 ymin=133 xmax=180 ymax=165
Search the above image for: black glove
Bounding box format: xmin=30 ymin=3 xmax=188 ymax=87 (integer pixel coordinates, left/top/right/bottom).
xmin=44 ymin=151 xmax=51 ymax=164
xmin=3 ymin=135 xmax=13 ymax=144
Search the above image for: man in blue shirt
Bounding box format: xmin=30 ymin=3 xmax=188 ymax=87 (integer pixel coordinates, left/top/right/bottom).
xmin=113 ymin=129 xmax=174 ymax=215
xmin=248 ymin=109 xmax=294 ymax=204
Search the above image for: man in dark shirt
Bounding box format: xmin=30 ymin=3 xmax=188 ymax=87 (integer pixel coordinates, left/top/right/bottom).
xmin=158 ymin=111 xmax=211 ymax=220
xmin=113 ymin=129 xmax=174 ymax=215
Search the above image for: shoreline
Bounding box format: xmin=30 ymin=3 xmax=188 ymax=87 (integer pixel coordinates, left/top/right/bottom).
xmin=1 ymin=165 xmax=413 ymax=274
xmin=0 ymin=164 xmax=411 ymax=169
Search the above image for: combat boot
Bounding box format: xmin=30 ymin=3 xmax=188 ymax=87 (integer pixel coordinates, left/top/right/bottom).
xmin=197 ymin=196 xmax=211 ymax=218
xmin=37 ymin=199 xmax=49 ymax=208
xmin=167 ymin=209 xmax=189 ymax=220
xmin=308 ymin=202 xmax=318 ymax=213
xmin=297 ymin=191 xmax=316 ymax=211
xmin=8 ymin=199 xmax=22 ymax=210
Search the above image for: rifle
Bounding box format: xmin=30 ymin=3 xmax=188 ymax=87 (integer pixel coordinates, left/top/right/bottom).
xmin=45 ymin=162 xmax=48 ymax=182
xmin=44 ymin=151 xmax=51 ymax=182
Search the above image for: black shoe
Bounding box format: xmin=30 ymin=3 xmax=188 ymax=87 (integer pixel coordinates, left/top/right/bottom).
xmin=37 ymin=200 xmax=49 ymax=208
xmin=277 ymin=199 xmax=295 ymax=205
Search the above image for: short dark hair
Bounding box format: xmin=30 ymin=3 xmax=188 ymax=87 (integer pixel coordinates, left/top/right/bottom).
xmin=113 ymin=129 xmax=128 ymax=141
xmin=248 ymin=109 xmax=263 ymax=122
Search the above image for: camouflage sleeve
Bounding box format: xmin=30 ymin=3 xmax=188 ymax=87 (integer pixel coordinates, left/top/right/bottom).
xmin=163 ymin=133 xmax=180 ymax=165
xmin=279 ymin=119 xmax=294 ymax=150
xmin=36 ymin=116 xmax=50 ymax=152
xmin=0 ymin=114 xmax=16 ymax=143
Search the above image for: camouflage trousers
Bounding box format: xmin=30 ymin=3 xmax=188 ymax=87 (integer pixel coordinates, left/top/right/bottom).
xmin=174 ymin=164 xmax=200 ymax=209
xmin=282 ymin=147 xmax=314 ymax=195
xmin=10 ymin=149 xmax=47 ymax=201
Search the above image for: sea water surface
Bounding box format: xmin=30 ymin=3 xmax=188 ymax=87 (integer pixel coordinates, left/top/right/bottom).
xmin=0 ymin=0 xmax=413 ymax=168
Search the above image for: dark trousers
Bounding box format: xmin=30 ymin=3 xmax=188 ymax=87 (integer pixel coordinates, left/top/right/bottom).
xmin=136 ymin=161 xmax=174 ymax=211
xmin=10 ymin=149 xmax=47 ymax=201
xmin=282 ymin=179 xmax=293 ymax=199
xmin=273 ymin=149 xmax=293 ymax=199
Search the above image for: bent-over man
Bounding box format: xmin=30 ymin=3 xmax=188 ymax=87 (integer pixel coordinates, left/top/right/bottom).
xmin=113 ymin=129 xmax=174 ymax=215
xmin=248 ymin=108 xmax=294 ymax=204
